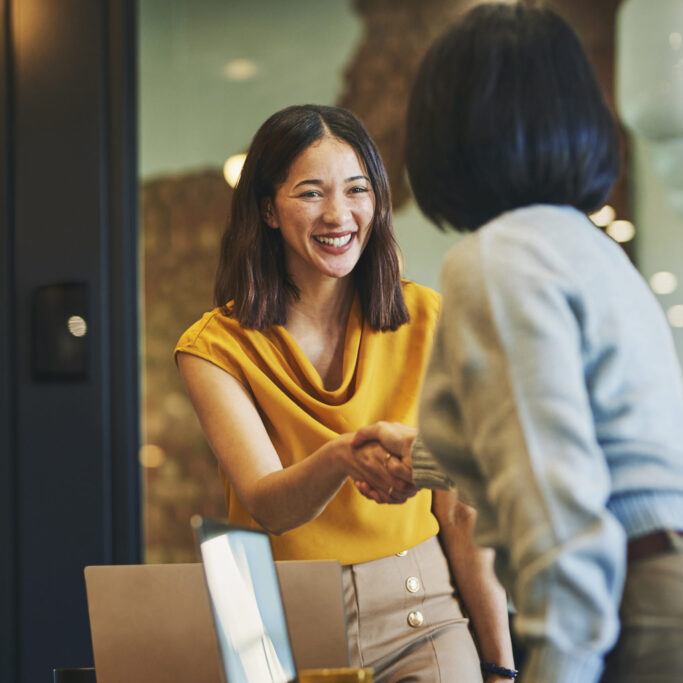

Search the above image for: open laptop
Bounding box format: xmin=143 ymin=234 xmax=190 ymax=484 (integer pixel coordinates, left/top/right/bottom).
xmin=85 ymin=521 xmax=349 ymax=683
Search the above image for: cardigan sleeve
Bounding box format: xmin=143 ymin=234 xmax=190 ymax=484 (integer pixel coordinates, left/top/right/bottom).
xmin=410 ymin=434 xmax=457 ymax=492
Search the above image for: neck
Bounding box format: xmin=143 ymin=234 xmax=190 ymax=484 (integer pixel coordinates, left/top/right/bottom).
xmin=287 ymin=275 xmax=354 ymax=332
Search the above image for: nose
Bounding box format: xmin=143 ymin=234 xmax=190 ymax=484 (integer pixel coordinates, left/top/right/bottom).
xmin=321 ymin=193 xmax=351 ymax=226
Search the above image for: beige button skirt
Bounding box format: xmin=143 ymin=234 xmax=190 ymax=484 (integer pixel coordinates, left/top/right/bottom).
xmin=343 ymin=535 xmax=483 ymax=682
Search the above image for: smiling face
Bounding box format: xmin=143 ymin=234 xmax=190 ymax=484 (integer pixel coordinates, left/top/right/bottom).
xmin=264 ymin=136 xmax=375 ymax=288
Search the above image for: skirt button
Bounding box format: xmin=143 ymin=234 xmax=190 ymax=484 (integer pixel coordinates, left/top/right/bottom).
xmin=407 ymin=610 xmax=424 ymax=628
xmin=405 ymin=576 xmax=421 ymax=593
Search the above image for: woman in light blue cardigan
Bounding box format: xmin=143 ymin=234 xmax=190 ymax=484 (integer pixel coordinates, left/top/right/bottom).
xmin=354 ymin=3 xmax=683 ymax=682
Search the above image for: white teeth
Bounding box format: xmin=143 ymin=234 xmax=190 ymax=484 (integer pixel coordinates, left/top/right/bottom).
xmin=314 ymin=234 xmax=353 ymax=247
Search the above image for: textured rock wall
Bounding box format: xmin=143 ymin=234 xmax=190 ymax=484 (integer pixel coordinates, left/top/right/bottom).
xmin=337 ymin=0 xmax=469 ymax=208
xmin=142 ymin=171 xmax=231 ymax=562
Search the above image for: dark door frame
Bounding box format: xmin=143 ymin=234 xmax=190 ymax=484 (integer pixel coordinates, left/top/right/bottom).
xmin=0 ymin=2 xmax=140 ymax=681
xmin=1 ymin=0 xmax=17 ymax=681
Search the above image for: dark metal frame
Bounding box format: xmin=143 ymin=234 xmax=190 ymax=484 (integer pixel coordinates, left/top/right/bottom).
xmin=105 ymin=0 xmax=141 ymax=569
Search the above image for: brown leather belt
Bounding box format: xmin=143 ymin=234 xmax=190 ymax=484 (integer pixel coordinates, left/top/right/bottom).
xmin=627 ymin=530 xmax=683 ymax=562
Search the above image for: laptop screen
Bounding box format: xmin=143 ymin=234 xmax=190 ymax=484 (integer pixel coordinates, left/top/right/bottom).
xmin=193 ymin=518 xmax=297 ymax=683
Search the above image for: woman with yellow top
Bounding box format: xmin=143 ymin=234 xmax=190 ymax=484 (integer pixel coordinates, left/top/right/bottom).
xmin=175 ymin=104 xmax=513 ymax=682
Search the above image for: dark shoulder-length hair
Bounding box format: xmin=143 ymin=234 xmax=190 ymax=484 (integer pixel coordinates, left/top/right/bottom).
xmin=214 ymin=104 xmax=409 ymax=331
xmin=406 ymin=1 xmax=620 ymax=232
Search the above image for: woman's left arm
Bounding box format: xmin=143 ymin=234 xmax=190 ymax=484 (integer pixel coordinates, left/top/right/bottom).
xmin=432 ymin=490 xmax=515 ymax=683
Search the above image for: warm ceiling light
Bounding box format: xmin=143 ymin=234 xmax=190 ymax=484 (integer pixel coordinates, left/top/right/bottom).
xmin=223 ymin=153 xmax=247 ymax=188
xmin=667 ymin=304 xmax=683 ymax=327
xmin=606 ymin=219 xmax=636 ymax=243
xmin=139 ymin=444 xmax=166 ymax=469
xmin=649 ymin=271 xmax=679 ymax=294
xmin=589 ymin=205 xmax=616 ymax=226
xmin=222 ymin=59 xmax=259 ymax=81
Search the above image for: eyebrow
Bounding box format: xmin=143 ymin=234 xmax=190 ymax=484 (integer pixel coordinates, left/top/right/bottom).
xmin=292 ymin=175 xmax=370 ymax=189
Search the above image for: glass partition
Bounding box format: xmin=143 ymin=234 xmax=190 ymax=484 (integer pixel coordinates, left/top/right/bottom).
xmin=138 ymin=0 xmax=683 ymax=562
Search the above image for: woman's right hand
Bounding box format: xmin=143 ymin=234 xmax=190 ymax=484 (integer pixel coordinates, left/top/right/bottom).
xmin=334 ymin=433 xmax=417 ymax=503
xmin=352 ymin=421 xmax=417 ymax=461
xmin=349 ymin=422 xmax=419 ymax=504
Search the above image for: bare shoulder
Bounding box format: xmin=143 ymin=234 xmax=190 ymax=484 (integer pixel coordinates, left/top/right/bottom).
xmin=177 ymin=351 xmax=253 ymax=410
xmin=176 ymin=350 xmax=283 ymax=506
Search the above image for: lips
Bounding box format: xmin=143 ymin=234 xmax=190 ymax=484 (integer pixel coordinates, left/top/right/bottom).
xmin=312 ymin=233 xmax=354 ymax=248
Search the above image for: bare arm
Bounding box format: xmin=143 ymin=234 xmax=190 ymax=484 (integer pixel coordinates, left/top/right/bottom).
xmin=177 ymin=353 xmax=413 ymax=534
xmin=433 ymin=491 xmax=515 ymax=683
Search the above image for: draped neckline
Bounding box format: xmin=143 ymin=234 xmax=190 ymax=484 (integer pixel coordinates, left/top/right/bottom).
xmin=266 ymin=292 xmax=363 ymax=402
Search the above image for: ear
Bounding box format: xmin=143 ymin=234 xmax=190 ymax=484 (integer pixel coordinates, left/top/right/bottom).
xmin=262 ymin=198 xmax=279 ymax=229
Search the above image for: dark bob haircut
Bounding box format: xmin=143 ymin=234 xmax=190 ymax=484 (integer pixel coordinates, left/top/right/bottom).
xmin=215 ymin=104 xmax=409 ymax=330
xmin=406 ymin=2 xmax=620 ymax=232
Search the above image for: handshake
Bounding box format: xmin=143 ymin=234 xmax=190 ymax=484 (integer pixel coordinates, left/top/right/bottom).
xmin=350 ymin=422 xmax=419 ymax=505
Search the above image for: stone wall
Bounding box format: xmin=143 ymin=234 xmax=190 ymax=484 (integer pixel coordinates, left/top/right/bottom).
xmin=142 ymin=171 xmax=232 ymax=562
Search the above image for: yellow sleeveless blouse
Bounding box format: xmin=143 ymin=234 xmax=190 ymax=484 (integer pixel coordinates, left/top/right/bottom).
xmin=175 ymin=280 xmax=440 ymax=564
